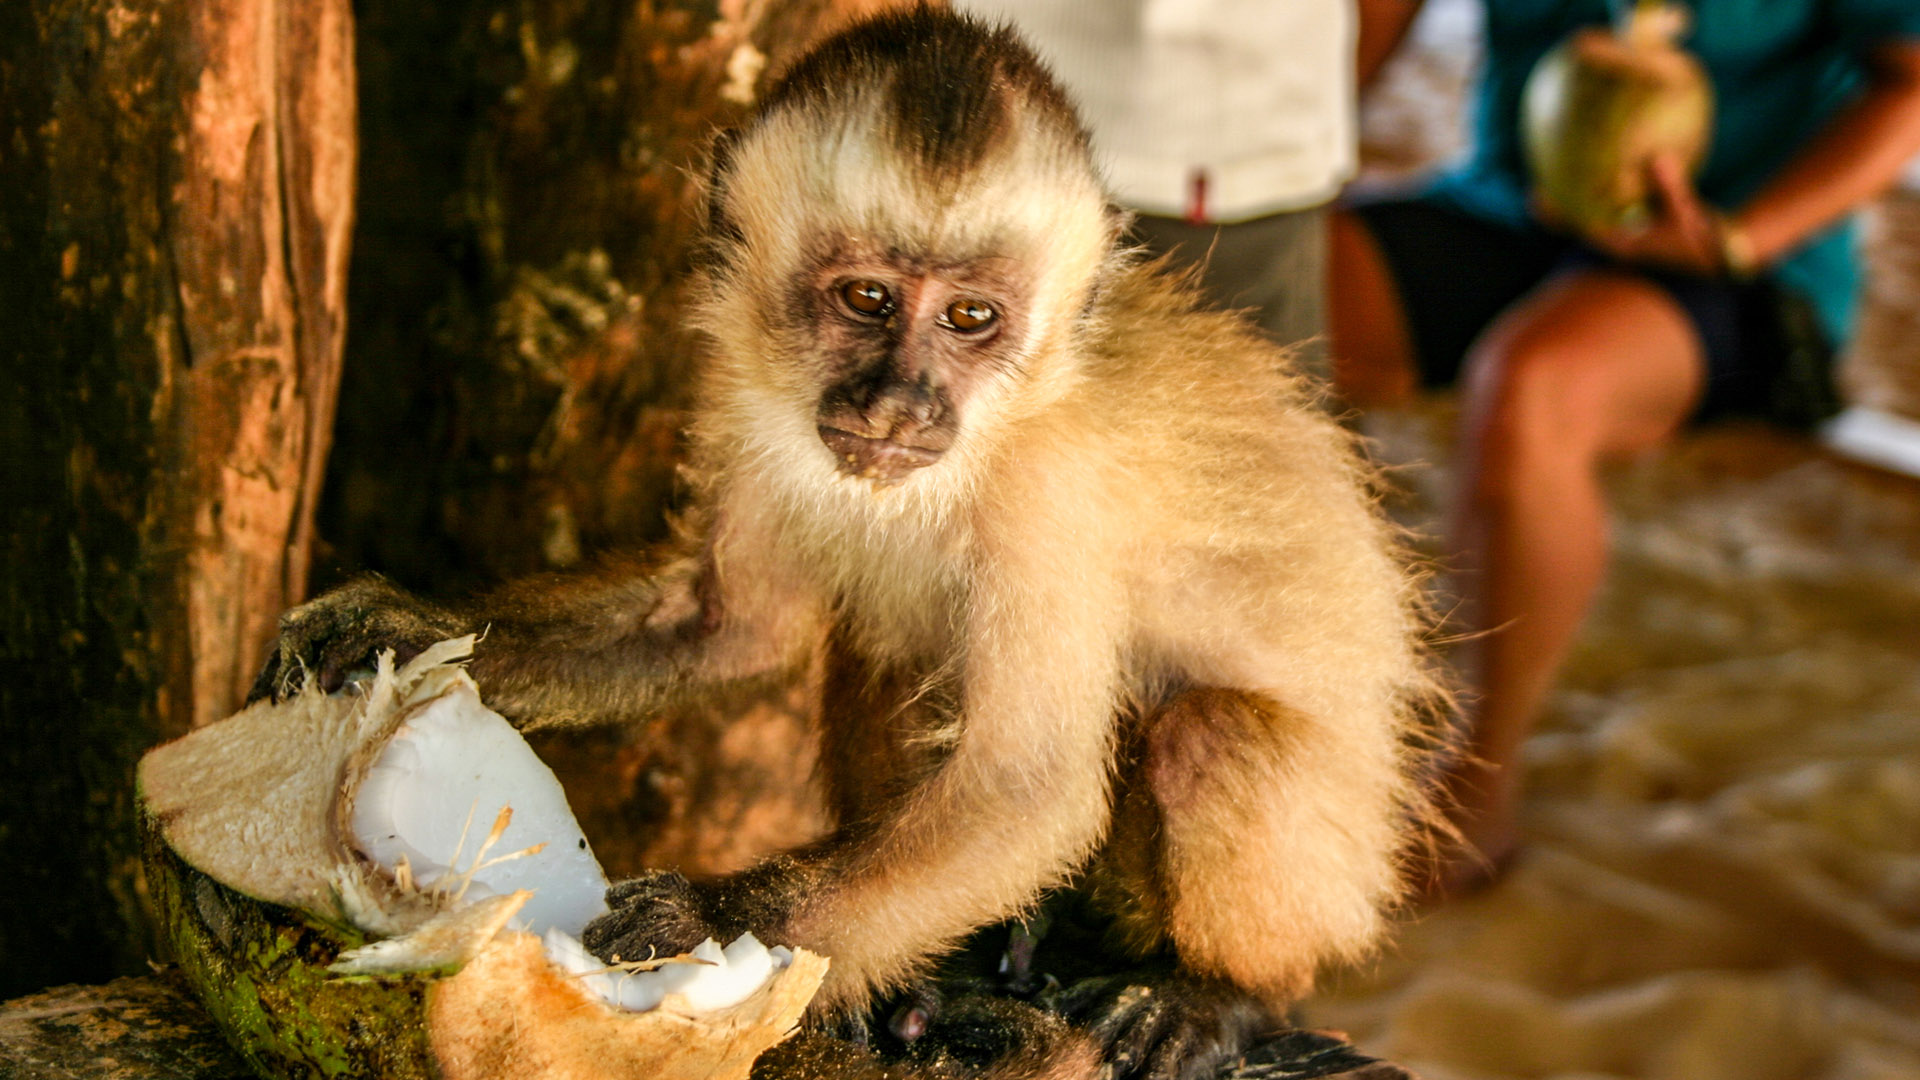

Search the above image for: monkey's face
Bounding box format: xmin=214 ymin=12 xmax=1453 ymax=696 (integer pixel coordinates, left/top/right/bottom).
xmin=690 ymin=45 xmax=1116 ymax=497
xmin=803 ymin=249 xmax=1029 ymax=485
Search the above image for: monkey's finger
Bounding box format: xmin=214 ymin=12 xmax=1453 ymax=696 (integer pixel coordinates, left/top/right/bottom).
xmin=314 ymin=655 xmax=351 ymax=696
xmin=1052 ymin=975 xmax=1237 ymax=1080
xmin=389 ymin=639 xmax=428 ymax=670
xmin=1135 ymin=1025 xmax=1220 ymax=1080
xmin=1047 ymin=973 xmax=1129 ymax=1023
xmin=580 ymin=915 xmax=711 ymax=965
xmin=245 ymin=650 xmax=289 ymax=705
xmin=1097 ymin=995 xmax=1172 ymax=1077
xmin=580 ymin=919 xmax=646 ymax=964
xmin=304 ymin=638 xmax=375 ymax=696
xmin=1222 ymin=1040 xmax=1381 ymax=1080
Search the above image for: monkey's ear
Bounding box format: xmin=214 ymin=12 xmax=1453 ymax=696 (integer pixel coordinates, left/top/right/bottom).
xmin=1104 ymin=204 xmax=1130 ymax=249
xmin=701 ymin=128 xmax=746 ymax=255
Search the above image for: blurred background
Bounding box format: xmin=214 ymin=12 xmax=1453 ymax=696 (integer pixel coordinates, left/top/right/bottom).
xmin=1308 ymin=4 xmax=1920 ymax=1078
xmin=4 ymin=0 xmax=1920 ymax=1076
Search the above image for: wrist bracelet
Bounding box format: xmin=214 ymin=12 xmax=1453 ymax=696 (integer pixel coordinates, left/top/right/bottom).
xmin=1714 ymin=212 xmax=1759 ymax=281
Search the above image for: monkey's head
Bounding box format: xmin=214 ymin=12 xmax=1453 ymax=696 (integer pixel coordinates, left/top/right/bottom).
xmin=691 ymin=8 xmax=1119 ymax=491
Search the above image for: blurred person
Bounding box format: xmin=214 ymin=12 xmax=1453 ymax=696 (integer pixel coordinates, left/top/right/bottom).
xmin=1332 ymin=0 xmax=1920 ymax=892
xmin=960 ymin=0 xmax=1410 ymax=377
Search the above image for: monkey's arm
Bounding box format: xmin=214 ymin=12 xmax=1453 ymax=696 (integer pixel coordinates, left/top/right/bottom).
xmin=808 ymin=569 xmax=1124 ymax=999
xmin=254 ymin=504 xmax=823 ymax=727
xmin=463 ymin=513 xmax=822 ymax=727
xmin=588 ymin=514 xmax=1128 ymax=1012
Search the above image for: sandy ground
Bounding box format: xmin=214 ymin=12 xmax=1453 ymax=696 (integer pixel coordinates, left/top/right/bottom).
xmin=1298 ymin=410 xmax=1920 ymax=1080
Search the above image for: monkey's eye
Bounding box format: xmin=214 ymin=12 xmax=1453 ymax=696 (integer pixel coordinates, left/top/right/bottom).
xmin=840 ymin=280 xmax=893 ymax=317
xmin=942 ymin=299 xmax=996 ymax=332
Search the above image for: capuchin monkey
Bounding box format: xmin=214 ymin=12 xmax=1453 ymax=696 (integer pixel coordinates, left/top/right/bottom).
xmin=254 ymin=9 xmax=1444 ymax=1080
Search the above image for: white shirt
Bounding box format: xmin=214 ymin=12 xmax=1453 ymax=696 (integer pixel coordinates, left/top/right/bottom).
xmin=958 ymin=0 xmax=1357 ymax=222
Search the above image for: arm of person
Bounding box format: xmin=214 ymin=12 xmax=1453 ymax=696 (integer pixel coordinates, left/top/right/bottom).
xmin=1734 ymin=40 xmax=1920 ymax=267
xmin=1590 ymin=40 xmax=1920 ymax=275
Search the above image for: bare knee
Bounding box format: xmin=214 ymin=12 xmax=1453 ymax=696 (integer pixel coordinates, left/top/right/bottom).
xmin=1458 ymin=275 xmax=1704 ymax=508
xmin=1458 ymin=328 xmax=1615 ymax=513
xmin=1137 ymin=689 xmax=1401 ymax=1002
xmin=1141 ymin=689 xmax=1251 ymax=816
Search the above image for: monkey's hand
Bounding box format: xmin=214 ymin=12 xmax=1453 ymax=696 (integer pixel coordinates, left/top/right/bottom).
xmin=248 ymin=575 xmax=470 ymax=703
xmin=584 ymin=854 xmax=823 ymax=965
xmin=582 ymin=870 xmax=722 ymax=964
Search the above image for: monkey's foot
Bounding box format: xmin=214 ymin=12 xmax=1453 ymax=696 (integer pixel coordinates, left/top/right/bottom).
xmin=1050 ymin=973 xmax=1271 ymax=1080
xmin=1219 ymin=1030 xmax=1410 ymax=1080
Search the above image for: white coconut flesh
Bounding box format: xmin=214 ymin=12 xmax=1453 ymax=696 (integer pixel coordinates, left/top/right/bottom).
xmin=141 ymin=635 xmax=793 ymax=1015
xmin=344 ymin=668 xmax=793 ymax=1012
xmin=347 ymin=681 xmax=610 ymax=940
xmin=543 ymin=925 xmax=796 ymax=1013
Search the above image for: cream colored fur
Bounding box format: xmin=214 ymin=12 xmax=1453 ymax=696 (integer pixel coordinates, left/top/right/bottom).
xmin=666 ymin=54 xmax=1442 ymax=1016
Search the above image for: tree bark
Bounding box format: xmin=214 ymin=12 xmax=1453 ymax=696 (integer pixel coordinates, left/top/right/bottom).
xmin=0 ymin=973 xmax=251 ymax=1080
xmin=1845 ymin=192 xmax=1920 ymax=421
xmin=328 ymin=0 xmax=901 ymax=587
xmin=0 ymin=0 xmax=353 ymax=997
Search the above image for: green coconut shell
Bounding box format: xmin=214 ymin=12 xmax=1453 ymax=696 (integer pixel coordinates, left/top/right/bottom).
xmin=142 ymin=808 xmax=438 ymax=1079
xmin=135 ymin=640 xmax=828 ymax=1080
xmin=1521 ymin=5 xmax=1713 ymax=234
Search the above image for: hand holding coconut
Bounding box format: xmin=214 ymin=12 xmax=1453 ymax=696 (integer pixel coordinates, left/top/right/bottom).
xmin=1565 ymin=151 xmax=1732 ymax=276
xmin=143 ymin=638 xmax=829 ymax=1080
xmin=1520 ymin=0 xmax=1759 ymax=278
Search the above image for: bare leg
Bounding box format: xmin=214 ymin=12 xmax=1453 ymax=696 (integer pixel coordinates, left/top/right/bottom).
xmin=1443 ymin=269 xmax=1703 ymax=883
xmin=1328 ymin=219 xmax=1707 ymax=891
xmin=1327 ymin=209 xmax=1421 ymax=407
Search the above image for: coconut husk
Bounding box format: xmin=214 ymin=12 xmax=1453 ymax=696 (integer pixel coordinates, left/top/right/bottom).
xmin=137 ymin=640 xmax=825 ymax=1080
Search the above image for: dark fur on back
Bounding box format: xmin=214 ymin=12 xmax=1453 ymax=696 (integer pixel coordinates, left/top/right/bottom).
xmin=759 ymin=6 xmax=1090 ymax=177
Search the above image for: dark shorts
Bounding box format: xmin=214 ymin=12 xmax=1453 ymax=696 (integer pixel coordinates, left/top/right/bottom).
xmin=1350 ymin=196 xmax=1839 ymax=426
xmin=1130 ymin=208 xmax=1329 ymax=379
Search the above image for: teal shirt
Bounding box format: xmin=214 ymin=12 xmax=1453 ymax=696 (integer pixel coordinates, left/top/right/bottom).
xmin=1428 ymin=0 xmax=1920 ymax=347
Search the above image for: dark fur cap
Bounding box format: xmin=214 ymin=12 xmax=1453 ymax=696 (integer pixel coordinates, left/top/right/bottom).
xmin=758 ymin=6 xmax=1091 ymax=177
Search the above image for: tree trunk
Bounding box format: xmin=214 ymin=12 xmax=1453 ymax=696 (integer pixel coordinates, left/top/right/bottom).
xmin=0 ymin=0 xmax=353 ymax=997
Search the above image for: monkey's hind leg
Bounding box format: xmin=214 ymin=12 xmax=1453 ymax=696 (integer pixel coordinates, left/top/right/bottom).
xmin=1060 ymin=687 xmax=1412 ymax=1080
xmin=1143 ymin=688 xmax=1408 ymax=1003
xmin=1047 ymin=966 xmax=1275 ymax=1080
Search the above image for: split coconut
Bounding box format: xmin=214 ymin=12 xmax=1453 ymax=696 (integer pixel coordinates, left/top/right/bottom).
xmin=137 ymin=636 xmax=826 ymax=1080
xmin=1521 ymin=0 xmax=1713 ymax=234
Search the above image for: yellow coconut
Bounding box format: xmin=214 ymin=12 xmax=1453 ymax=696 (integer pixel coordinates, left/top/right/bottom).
xmin=1521 ymin=1 xmax=1713 ymax=234
xmin=137 ymin=637 xmax=826 ymax=1080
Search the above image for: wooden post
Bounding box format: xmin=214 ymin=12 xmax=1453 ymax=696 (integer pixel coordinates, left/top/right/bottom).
xmin=0 ymin=0 xmax=353 ymax=996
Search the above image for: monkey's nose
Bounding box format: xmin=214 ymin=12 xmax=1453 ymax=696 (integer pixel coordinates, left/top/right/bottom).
xmin=844 ymin=383 xmax=945 ymax=441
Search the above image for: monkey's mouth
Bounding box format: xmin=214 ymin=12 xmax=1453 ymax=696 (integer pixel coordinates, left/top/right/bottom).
xmin=817 ymin=426 xmax=947 ymax=484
